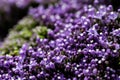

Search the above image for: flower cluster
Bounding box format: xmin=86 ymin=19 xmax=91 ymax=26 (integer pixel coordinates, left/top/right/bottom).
xmin=0 ymin=0 xmax=120 ymax=80
xmin=29 ymin=1 xmax=120 ymax=79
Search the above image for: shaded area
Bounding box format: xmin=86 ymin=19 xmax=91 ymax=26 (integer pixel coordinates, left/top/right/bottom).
xmin=111 ymin=0 xmax=120 ymax=11
xmin=0 ymin=7 xmax=28 ymax=40
xmin=0 ymin=2 xmax=40 ymax=40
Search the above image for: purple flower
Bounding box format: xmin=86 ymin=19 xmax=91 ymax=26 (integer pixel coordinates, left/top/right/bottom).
xmin=108 ymin=12 xmax=118 ymax=20
xmin=52 ymin=55 xmax=66 ymax=64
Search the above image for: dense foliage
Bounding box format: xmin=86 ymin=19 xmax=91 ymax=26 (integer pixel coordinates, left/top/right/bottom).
xmin=0 ymin=0 xmax=120 ymax=80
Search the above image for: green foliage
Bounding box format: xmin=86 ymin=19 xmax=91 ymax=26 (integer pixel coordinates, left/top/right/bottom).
xmin=0 ymin=16 xmax=48 ymax=55
xmin=33 ymin=26 xmax=48 ymax=39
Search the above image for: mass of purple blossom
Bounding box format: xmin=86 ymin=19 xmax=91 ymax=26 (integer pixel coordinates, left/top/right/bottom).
xmin=0 ymin=0 xmax=120 ymax=80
